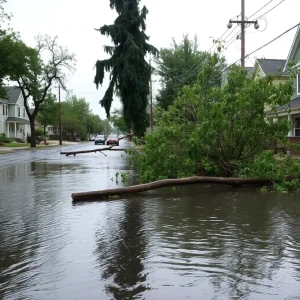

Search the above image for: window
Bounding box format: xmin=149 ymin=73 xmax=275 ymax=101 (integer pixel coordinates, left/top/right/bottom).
xmin=295 ymin=117 xmax=300 ymax=137
xmin=297 ymin=69 xmax=300 ymax=95
xmin=23 ymin=108 xmax=25 ymax=118
xmin=2 ymin=104 xmax=8 ymax=116
xmin=17 ymin=107 xmax=21 ymax=117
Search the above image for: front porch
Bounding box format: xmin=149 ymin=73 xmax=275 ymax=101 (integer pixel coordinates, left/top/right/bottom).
xmin=6 ymin=117 xmax=30 ymax=142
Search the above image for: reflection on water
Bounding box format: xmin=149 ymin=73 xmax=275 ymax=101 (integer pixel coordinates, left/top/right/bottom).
xmin=0 ymin=156 xmax=300 ymax=300
xmin=95 ymin=200 xmax=149 ymax=299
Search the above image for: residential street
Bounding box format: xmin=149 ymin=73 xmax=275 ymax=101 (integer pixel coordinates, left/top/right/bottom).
xmin=0 ymin=139 xmax=131 ymax=168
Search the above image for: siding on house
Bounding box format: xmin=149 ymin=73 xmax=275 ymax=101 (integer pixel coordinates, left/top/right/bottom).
xmin=293 ymin=43 xmax=300 ymax=98
xmin=0 ymin=87 xmax=30 ymax=140
xmin=294 ymin=41 xmax=300 ymax=63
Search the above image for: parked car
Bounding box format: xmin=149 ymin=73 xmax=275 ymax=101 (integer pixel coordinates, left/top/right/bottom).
xmin=106 ymin=134 xmax=119 ymax=146
xmin=94 ymin=135 xmax=106 ymax=145
xmin=90 ymin=136 xmax=96 ymax=141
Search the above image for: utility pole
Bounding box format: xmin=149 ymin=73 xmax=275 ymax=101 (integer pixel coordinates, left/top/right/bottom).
xmin=149 ymin=58 xmax=153 ymax=132
xmin=58 ymin=85 xmax=62 ymax=145
xmin=227 ymin=0 xmax=259 ymax=68
xmin=241 ymin=0 xmax=245 ymax=68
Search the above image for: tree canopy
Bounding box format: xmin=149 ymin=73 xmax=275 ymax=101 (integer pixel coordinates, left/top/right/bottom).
xmin=10 ymin=35 xmax=76 ymax=147
xmin=94 ymin=0 xmax=158 ymax=137
xmin=60 ymin=95 xmax=108 ymax=139
xmin=131 ymin=57 xmax=295 ymax=183
xmin=36 ymin=92 xmax=58 ymax=143
xmin=0 ymin=0 xmax=36 ymax=99
xmin=110 ymin=108 xmax=131 ymax=134
xmin=62 ymin=95 xmax=92 ymax=139
xmin=154 ymin=35 xmax=226 ymax=110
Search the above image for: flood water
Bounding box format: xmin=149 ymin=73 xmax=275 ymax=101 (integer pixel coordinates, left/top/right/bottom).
xmin=1 ymin=143 xmax=300 ymax=300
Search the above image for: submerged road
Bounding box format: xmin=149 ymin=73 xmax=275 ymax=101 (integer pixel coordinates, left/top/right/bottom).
xmin=0 ymin=140 xmax=131 ymax=168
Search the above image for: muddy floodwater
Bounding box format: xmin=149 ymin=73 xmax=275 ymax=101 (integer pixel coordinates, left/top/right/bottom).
xmin=0 ymin=142 xmax=300 ymax=300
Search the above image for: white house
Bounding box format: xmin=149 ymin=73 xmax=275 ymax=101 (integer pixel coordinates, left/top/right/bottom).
xmin=0 ymin=86 xmax=30 ymax=141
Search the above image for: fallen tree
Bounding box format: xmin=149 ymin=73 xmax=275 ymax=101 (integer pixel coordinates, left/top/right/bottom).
xmin=72 ymin=176 xmax=272 ymax=202
xmin=61 ymin=133 xmax=135 ymax=156
xmin=60 ymin=145 xmax=126 ymax=156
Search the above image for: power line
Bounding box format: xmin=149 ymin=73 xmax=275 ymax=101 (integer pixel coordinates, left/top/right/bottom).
xmin=249 ymin=0 xmax=276 ymax=19
xmin=223 ymin=0 xmax=286 ymax=52
xmin=207 ymin=14 xmax=242 ymax=52
xmin=210 ymin=0 xmax=276 ymax=54
xmin=162 ymin=22 xmax=299 ymax=102
xmin=227 ymin=22 xmax=300 ymax=71
xmin=155 ymin=0 xmax=292 ymax=102
xmin=179 ymin=1 xmax=278 ymax=81
xmin=254 ymin=0 xmax=286 ymax=21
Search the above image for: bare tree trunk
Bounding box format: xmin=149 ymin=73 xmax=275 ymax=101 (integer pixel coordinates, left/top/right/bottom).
xmin=60 ymin=145 xmax=126 ymax=156
xmin=29 ymin=118 xmax=36 ymax=148
xmin=43 ymin=125 xmax=47 ymax=144
xmin=72 ymin=176 xmax=272 ymax=202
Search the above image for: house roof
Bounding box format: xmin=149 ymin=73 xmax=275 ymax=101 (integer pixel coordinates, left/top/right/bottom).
xmin=6 ymin=117 xmax=30 ymax=124
xmin=284 ymin=25 xmax=300 ymax=71
xmin=256 ymin=59 xmax=288 ymax=76
xmin=2 ymin=86 xmax=22 ymax=104
xmin=277 ymin=95 xmax=300 ymax=112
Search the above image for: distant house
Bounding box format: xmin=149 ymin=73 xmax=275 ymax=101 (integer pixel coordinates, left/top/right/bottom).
xmin=222 ymin=58 xmax=290 ymax=88
xmin=275 ymin=25 xmax=300 ymax=142
xmin=0 ymin=86 xmax=30 ymax=141
xmin=253 ymin=58 xmax=290 ymax=84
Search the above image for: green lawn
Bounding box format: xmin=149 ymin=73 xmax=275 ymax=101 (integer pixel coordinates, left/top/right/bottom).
xmin=3 ymin=143 xmax=30 ymax=147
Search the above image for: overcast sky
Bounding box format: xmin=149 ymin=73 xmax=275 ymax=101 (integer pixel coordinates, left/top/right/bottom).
xmin=5 ymin=0 xmax=300 ymax=119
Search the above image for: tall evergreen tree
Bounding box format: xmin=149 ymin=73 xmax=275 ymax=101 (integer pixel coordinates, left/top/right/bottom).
xmin=94 ymin=0 xmax=158 ymax=137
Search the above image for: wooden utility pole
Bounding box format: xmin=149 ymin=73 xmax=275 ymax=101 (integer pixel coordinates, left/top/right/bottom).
xmin=58 ymin=85 xmax=62 ymax=145
xmin=241 ymin=0 xmax=245 ymax=68
xmin=227 ymin=0 xmax=259 ymax=68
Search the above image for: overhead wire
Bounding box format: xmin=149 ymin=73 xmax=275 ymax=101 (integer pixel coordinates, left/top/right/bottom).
xmin=223 ymin=0 xmax=286 ymax=54
xmin=254 ymin=0 xmax=286 ymax=21
xmin=155 ymin=0 xmax=292 ymax=104
xmin=223 ymin=22 xmax=300 ymax=74
xmin=181 ymin=0 xmax=281 ymax=82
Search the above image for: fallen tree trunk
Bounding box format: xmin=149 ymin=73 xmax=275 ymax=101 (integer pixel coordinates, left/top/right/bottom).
xmin=72 ymin=176 xmax=272 ymax=202
xmin=60 ymin=146 xmax=127 ymax=156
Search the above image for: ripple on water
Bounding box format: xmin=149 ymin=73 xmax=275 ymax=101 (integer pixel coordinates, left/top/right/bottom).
xmin=1 ymin=161 xmax=300 ymax=300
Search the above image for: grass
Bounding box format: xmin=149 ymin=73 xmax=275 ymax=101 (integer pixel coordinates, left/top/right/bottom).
xmin=3 ymin=143 xmax=30 ymax=147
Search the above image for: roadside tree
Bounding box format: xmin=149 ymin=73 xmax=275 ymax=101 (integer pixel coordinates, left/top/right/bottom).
xmin=10 ymin=35 xmax=76 ymax=147
xmin=154 ymin=35 xmax=226 ymax=110
xmin=36 ymin=92 xmax=58 ymax=143
xmin=132 ymin=57 xmax=294 ymax=182
xmin=110 ymin=108 xmax=131 ymax=134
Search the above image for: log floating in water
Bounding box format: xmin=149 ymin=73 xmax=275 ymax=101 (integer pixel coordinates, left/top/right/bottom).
xmin=72 ymin=176 xmax=272 ymax=202
xmin=60 ymin=146 xmax=127 ymax=156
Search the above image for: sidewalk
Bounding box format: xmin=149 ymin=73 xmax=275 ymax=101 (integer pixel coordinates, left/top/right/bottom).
xmin=0 ymin=140 xmax=80 ymax=153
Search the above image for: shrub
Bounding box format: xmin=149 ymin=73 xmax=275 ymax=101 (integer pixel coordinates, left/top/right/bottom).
xmin=0 ymin=134 xmax=12 ymax=143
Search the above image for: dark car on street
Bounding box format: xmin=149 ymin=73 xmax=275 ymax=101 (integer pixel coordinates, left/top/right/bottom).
xmin=94 ymin=135 xmax=106 ymax=145
xmin=106 ymin=134 xmax=119 ymax=146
